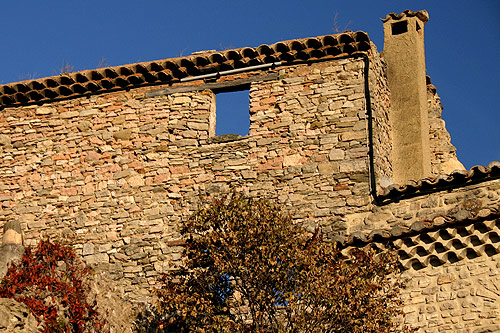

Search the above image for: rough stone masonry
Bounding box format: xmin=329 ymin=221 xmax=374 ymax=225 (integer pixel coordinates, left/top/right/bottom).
xmin=0 ymin=9 xmax=498 ymax=332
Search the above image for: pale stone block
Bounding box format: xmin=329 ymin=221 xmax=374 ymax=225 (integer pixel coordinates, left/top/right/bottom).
xmin=128 ymin=175 xmax=145 ymax=187
xmin=84 ymin=253 xmax=109 ymax=265
xmin=172 ymin=96 xmax=191 ymax=104
xmin=283 ymin=154 xmax=303 ymax=167
xmin=36 ymin=106 xmax=56 ymax=115
xmin=82 ymin=243 xmax=94 ymax=256
xmin=329 ymin=148 xmax=344 ymax=161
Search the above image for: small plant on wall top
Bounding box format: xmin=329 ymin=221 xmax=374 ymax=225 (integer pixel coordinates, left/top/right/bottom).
xmin=0 ymin=239 xmax=105 ymax=333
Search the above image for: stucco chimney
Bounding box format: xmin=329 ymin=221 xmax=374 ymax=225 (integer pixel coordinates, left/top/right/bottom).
xmin=382 ymin=10 xmax=431 ymax=184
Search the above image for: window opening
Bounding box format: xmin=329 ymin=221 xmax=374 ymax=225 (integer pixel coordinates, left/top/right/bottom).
xmin=416 ymin=21 xmax=421 ymax=32
xmin=391 ymin=20 xmax=408 ymax=35
xmin=215 ymin=89 xmax=250 ymax=136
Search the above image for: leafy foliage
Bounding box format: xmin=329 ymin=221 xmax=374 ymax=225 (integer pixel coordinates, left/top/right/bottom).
xmin=155 ymin=193 xmax=408 ymax=332
xmin=0 ymin=239 xmax=105 ymax=332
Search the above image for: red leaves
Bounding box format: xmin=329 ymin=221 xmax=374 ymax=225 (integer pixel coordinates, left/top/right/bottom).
xmin=0 ymin=239 xmax=104 ymax=332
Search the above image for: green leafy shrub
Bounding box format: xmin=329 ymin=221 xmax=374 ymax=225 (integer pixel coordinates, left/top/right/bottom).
xmin=0 ymin=239 xmax=105 ymax=332
xmin=154 ymin=193 xmax=408 ymax=332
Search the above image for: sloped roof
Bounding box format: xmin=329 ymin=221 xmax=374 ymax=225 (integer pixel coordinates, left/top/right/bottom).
xmin=0 ymin=31 xmax=371 ymax=109
xmin=341 ymin=205 xmax=500 ymax=247
xmin=380 ymin=161 xmax=500 ymax=201
xmin=336 ymin=162 xmax=500 ymax=248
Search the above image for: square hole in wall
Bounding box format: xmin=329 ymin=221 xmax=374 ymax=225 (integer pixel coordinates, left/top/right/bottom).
xmin=215 ymin=89 xmax=250 ymax=136
xmin=391 ymin=20 xmax=408 ymax=35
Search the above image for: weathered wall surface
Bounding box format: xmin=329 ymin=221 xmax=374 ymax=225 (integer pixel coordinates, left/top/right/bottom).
xmin=0 ymin=57 xmax=375 ymax=300
xmin=427 ymin=80 xmax=465 ymax=175
xmin=368 ymin=44 xmax=394 ymax=190
xmin=399 ymin=227 xmax=500 ymax=332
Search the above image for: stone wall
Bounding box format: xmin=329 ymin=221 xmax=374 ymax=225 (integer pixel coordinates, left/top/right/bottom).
xmin=399 ymin=221 xmax=500 ymax=332
xmin=0 ymin=56 xmax=375 ymax=300
xmin=427 ymin=78 xmax=465 ymax=175
xmin=368 ymin=43 xmax=394 ymax=190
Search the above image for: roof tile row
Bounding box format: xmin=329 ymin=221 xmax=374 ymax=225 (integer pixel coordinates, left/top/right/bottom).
xmin=380 ymin=161 xmax=500 ymax=200
xmin=339 ymin=207 xmax=499 ymax=247
xmin=381 ymin=9 xmax=429 ymax=23
xmin=0 ymin=31 xmax=371 ymax=108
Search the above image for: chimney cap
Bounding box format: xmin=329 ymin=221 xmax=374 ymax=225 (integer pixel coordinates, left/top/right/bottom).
xmin=381 ymin=9 xmax=429 ymax=24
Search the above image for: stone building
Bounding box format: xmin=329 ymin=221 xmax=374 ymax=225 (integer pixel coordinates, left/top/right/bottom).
xmin=0 ymin=9 xmax=498 ymax=332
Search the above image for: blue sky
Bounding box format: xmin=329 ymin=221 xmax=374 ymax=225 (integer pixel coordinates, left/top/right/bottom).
xmin=0 ymin=0 xmax=498 ymax=169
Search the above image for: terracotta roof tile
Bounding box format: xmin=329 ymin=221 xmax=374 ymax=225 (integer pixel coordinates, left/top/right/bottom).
xmin=341 ymin=211 xmax=499 ymax=270
xmin=381 ymin=9 xmax=429 ymax=23
xmin=0 ymin=31 xmax=372 ymax=109
xmin=380 ymin=161 xmax=500 ymax=201
xmin=338 ymin=205 xmax=500 ymax=248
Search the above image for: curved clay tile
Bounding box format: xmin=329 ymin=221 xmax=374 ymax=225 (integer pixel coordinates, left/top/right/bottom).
xmin=341 ymin=43 xmax=357 ymax=54
xmin=1 ymin=95 xmax=14 ymax=105
xmin=354 ymin=31 xmax=370 ymax=42
xmin=290 ymin=40 xmax=305 ymax=51
xmin=306 ymin=38 xmax=322 ymax=49
xmin=157 ymin=70 xmax=173 ymax=82
xmin=104 ymin=68 xmax=119 ymax=79
xmin=209 ymin=53 xmax=226 ymax=64
xmin=180 ymin=58 xmax=195 ymax=69
xmin=114 ymin=76 xmax=130 ymax=88
xmin=322 ymin=35 xmax=338 ymax=46
xmin=142 ymin=71 xmax=158 ymax=83
xmin=57 ymin=86 xmax=73 ymax=96
xmin=15 ymin=83 xmax=30 ymax=93
xmin=14 ymin=92 xmax=29 ymax=103
xmin=59 ymin=75 xmax=75 ymax=86
xmin=338 ymin=33 xmax=355 ymax=44
xmin=85 ymin=81 xmax=102 ymax=92
xmin=309 ymin=49 xmax=326 ymax=59
xmin=127 ymin=74 xmax=145 ymax=85
xmin=381 ymin=10 xmax=429 ymax=23
xmin=73 ymin=73 xmax=89 ymax=84
xmin=368 ymin=228 xmax=393 ymax=241
xmin=262 ymin=55 xmax=279 ymax=64
xmin=230 ymin=59 xmax=246 ymax=69
xmin=241 ymin=48 xmax=257 ymax=59
xmin=101 ymin=78 xmax=115 ymax=89
xmin=256 ymin=44 xmax=274 ymax=56
xmin=163 ymin=61 xmax=181 ymax=75
xmin=225 ymin=50 xmax=242 ymax=61
xmin=71 ymin=83 xmax=87 ymax=94
xmin=325 ymin=46 xmax=342 ymax=57
xmin=134 ymin=64 xmax=149 ymax=75
xmin=1 ymin=85 xmax=16 ymax=95
xmin=357 ymin=41 xmax=371 ymax=52
xmin=273 ymin=42 xmax=290 ymax=53
xmin=147 ymin=62 xmax=164 ymax=72
xmin=42 ymin=88 xmax=58 ymax=99
xmin=277 ymin=52 xmax=295 ymax=62
xmin=194 ymin=56 xmax=210 ymax=67
xmin=388 ymin=225 xmax=410 ymax=237
xmin=88 ymin=70 xmax=104 ymax=81
xmin=28 ymin=80 xmax=46 ymax=91
xmin=119 ymin=67 xmax=133 ymax=76
xmin=28 ymin=90 xmax=44 ymax=101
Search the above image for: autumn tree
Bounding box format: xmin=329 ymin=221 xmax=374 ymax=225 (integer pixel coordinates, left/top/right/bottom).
xmin=154 ymin=193 xmax=407 ymax=332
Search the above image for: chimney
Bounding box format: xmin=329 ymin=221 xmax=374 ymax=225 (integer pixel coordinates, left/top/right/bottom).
xmin=382 ymin=10 xmax=431 ymax=184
